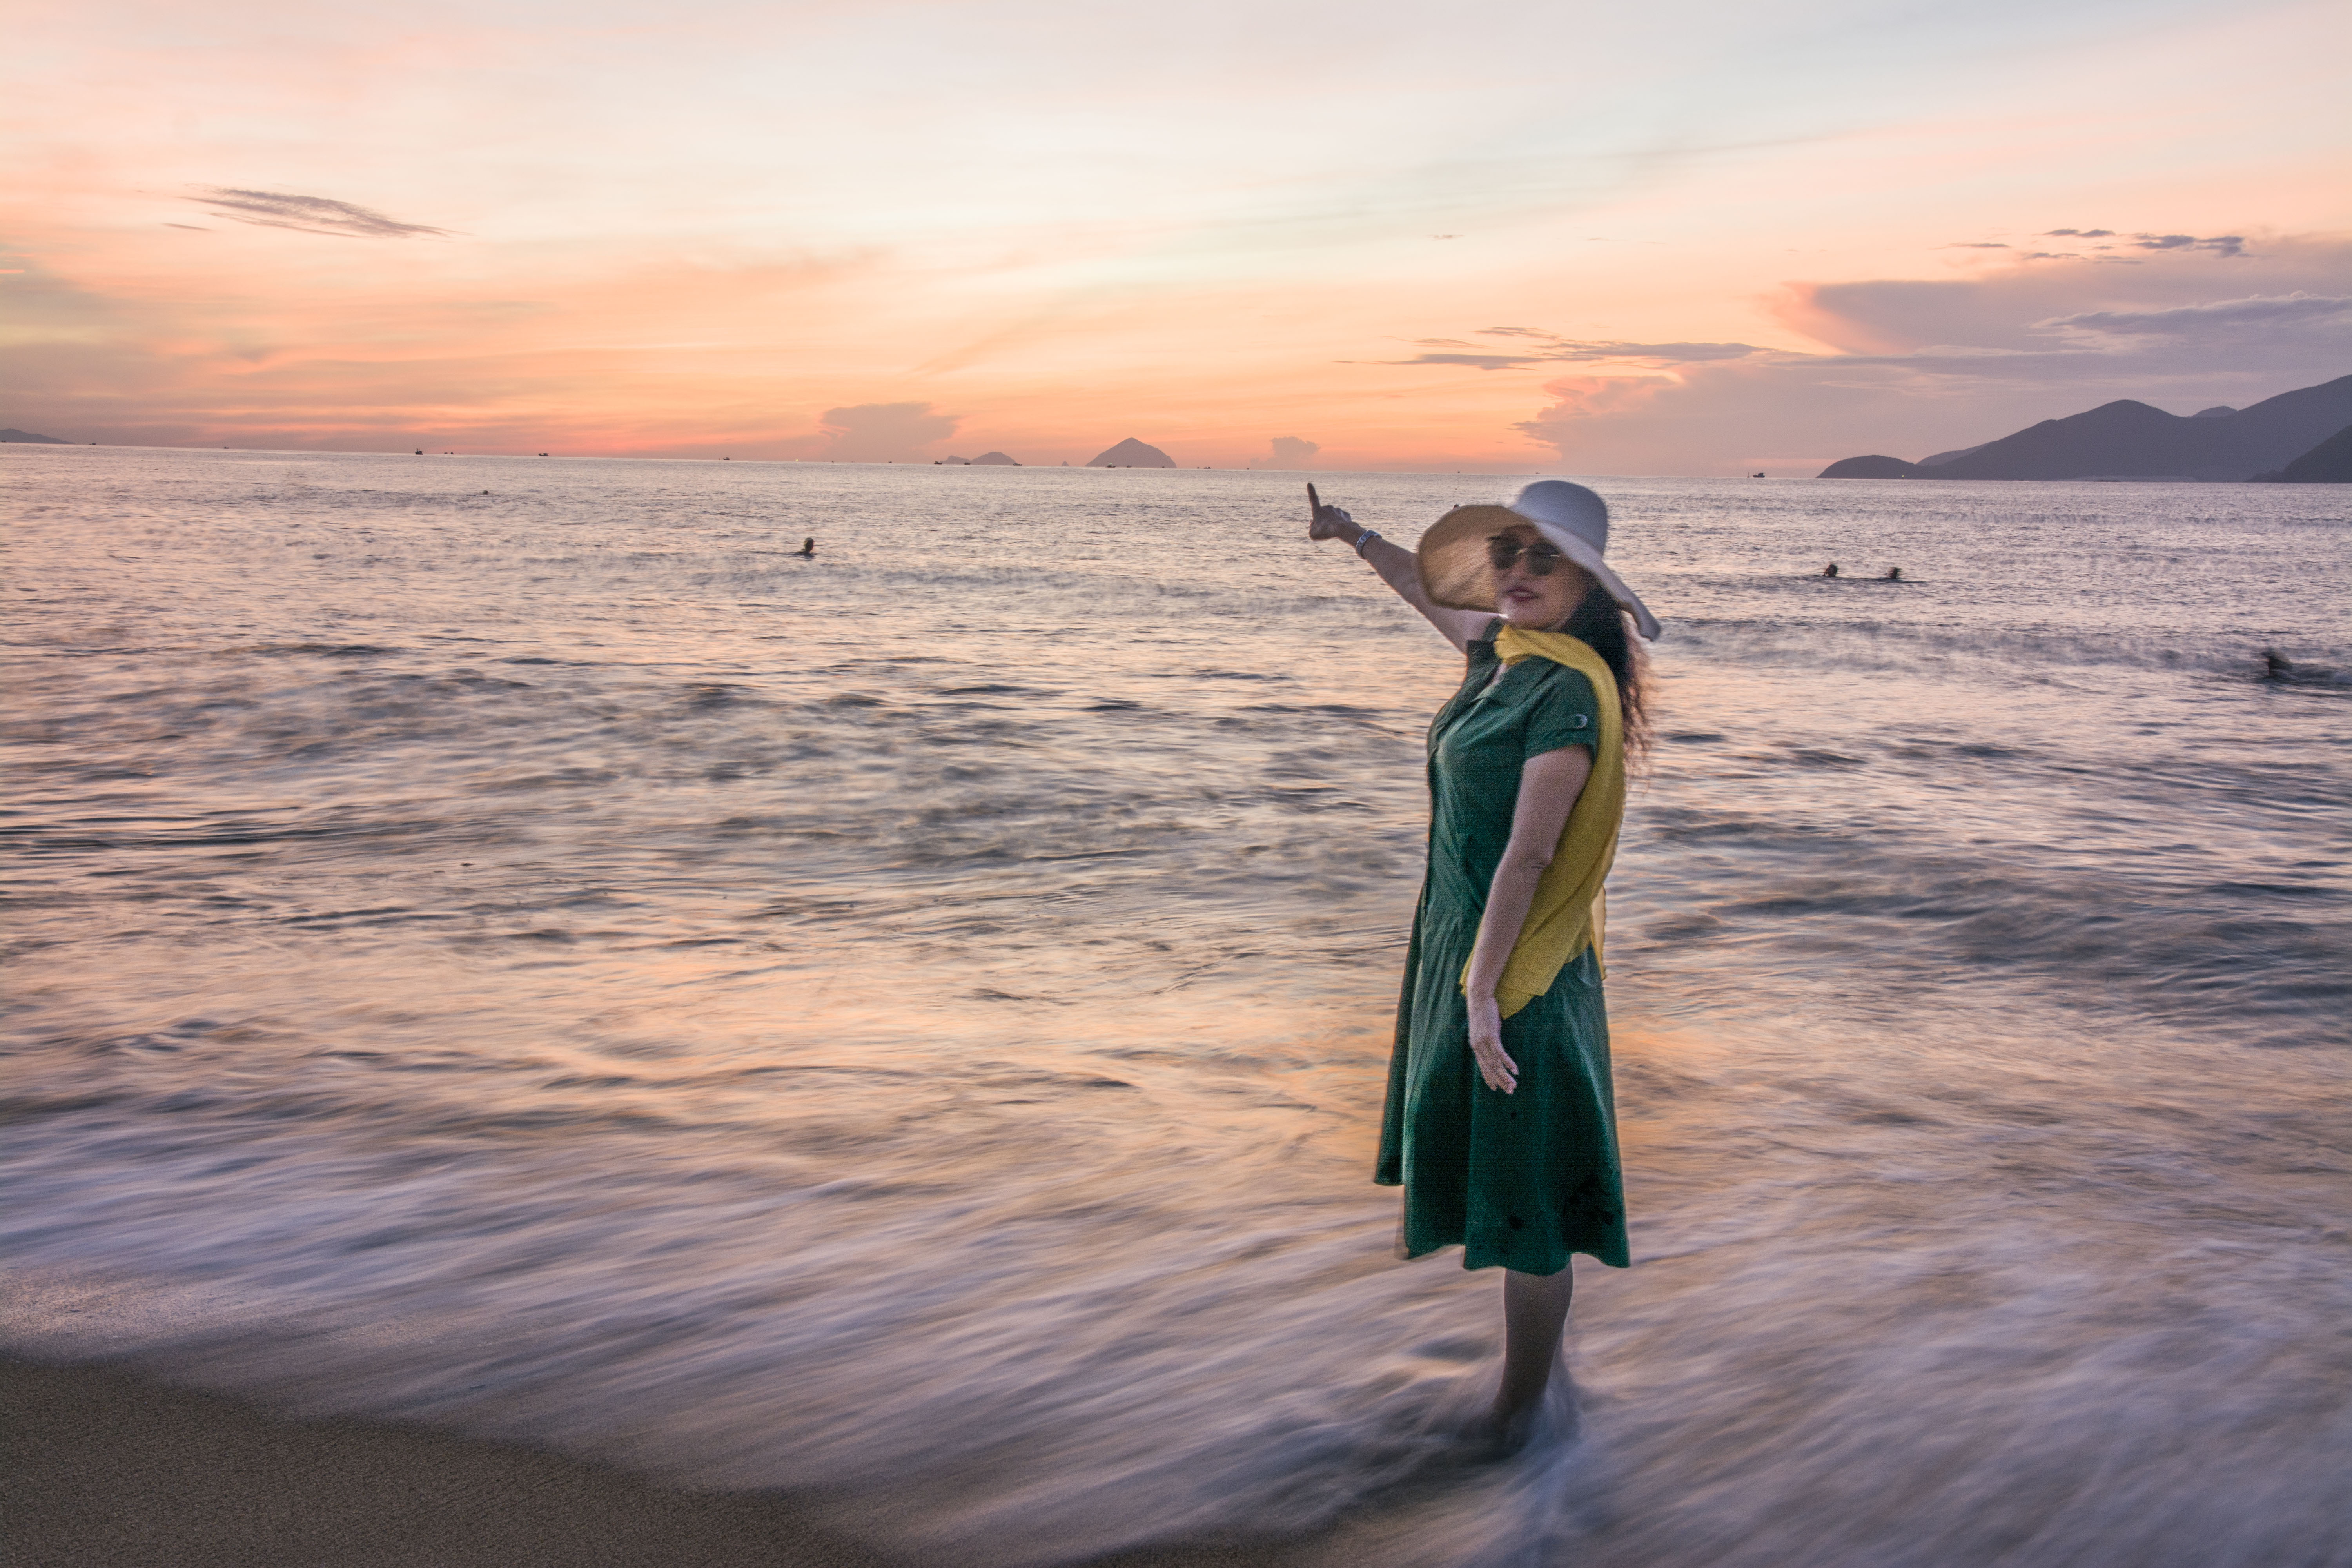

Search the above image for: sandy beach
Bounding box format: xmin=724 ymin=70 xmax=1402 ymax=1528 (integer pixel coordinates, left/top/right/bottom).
xmin=2 ymin=1356 xmax=883 ymax=1568
xmin=3 ymin=1357 xmax=1299 ymax=1568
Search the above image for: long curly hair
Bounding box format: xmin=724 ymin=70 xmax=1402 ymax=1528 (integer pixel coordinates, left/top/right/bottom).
xmin=1560 ymin=577 xmax=1652 ymax=760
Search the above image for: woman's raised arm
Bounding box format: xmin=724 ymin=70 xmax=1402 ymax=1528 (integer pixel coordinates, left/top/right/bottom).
xmin=1309 ymin=498 xmax=1492 ymax=653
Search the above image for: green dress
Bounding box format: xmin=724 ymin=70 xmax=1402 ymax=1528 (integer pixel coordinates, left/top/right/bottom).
xmin=1374 ymin=620 xmax=1630 ymax=1274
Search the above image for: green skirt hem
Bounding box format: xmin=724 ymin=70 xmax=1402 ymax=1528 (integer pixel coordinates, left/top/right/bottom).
xmin=1395 ymin=1236 xmax=1630 ymax=1275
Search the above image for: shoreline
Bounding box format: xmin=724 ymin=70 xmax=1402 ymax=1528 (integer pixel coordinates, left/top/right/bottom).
xmin=1 ymin=1357 xmax=1295 ymax=1568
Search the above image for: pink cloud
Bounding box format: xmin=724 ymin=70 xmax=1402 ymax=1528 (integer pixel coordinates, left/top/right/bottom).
xmin=812 ymin=402 xmax=960 ymax=462
xmin=1510 ymin=235 xmax=2352 ymax=473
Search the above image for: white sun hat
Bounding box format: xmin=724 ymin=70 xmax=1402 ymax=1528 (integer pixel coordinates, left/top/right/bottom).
xmin=1416 ymin=480 xmax=1662 ymax=641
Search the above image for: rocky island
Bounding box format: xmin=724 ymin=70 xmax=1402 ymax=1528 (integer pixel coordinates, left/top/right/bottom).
xmin=1085 ymin=438 xmax=1176 ymax=468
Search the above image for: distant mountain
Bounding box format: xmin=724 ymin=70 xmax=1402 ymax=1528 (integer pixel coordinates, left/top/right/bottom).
xmin=1817 ymin=455 xmax=1918 ymax=478
xmin=1085 ymin=437 xmax=1175 ymax=468
xmin=1916 ymin=443 xmax=1987 ymax=468
xmin=1 ymin=428 xmax=70 ymax=443
xmin=968 ymin=451 xmax=1020 ymax=465
xmin=2256 ymin=423 xmax=2352 ymax=483
xmin=1816 ymin=374 xmax=2352 ymax=481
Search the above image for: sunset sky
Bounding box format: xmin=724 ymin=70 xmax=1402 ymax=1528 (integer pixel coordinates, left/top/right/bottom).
xmin=5 ymin=0 xmax=2347 ymax=473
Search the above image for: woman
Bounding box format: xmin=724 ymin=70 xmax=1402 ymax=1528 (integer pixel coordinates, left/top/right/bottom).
xmin=1308 ymin=480 xmax=1657 ymax=1448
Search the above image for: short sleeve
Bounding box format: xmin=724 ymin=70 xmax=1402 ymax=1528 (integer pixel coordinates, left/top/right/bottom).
xmin=1519 ymin=664 xmax=1601 ymax=758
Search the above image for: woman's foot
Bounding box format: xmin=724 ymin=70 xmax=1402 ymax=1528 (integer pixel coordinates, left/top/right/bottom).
xmin=1480 ymin=1392 xmax=1544 ymax=1457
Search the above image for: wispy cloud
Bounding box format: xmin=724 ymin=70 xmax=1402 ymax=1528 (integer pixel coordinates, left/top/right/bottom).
xmin=191 ymin=188 xmax=452 ymax=240
xmin=2038 ymin=292 xmax=2352 ymax=348
xmin=2129 ymin=233 xmax=2247 ymax=256
xmin=1373 ymin=328 xmax=1766 ymax=371
xmin=2036 ymin=227 xmax=2246 ymax=258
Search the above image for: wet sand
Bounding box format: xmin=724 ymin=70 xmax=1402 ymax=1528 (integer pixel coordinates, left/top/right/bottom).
xmin=1 ymin=1358 xmax=1293 ymax=1568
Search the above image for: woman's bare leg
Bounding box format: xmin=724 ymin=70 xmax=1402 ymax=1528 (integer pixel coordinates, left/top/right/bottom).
xmin=1490 ymin=1265 xmax=1574 ymax=1444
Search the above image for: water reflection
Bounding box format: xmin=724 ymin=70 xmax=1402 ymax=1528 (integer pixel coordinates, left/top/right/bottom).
xmin=3 ymin=448 xmax=2347 ymax=1566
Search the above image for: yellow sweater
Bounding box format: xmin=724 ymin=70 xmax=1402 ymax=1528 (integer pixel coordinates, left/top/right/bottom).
xmin=1472 ymin=626 xmax=1626 ymax=1018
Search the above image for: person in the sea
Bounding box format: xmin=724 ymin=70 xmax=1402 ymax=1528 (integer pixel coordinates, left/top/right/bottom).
xmin=1822 ymin=562 xmax=1839 ymax=578
xmin=1884 ymin=566 xmax=1902 ymax=581
xmin=796 ymin=537 xmax=816 ymax=558
xmin=1307 ymin=481 xmax=1657 ymax=1449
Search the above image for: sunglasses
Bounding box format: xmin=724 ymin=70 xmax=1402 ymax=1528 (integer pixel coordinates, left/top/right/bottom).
xmin=1486 ymin=536 xmax=1567 ymax=575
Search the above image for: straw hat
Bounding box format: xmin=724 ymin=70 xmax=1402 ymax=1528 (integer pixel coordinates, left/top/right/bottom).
xmin=1416 ymin=481 xmax=1661 ymax=641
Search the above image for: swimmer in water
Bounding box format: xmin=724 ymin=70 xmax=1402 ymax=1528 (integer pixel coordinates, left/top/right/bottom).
xmin=1822 ymin=563 xmax=1840 ymax=578
xmin=1885 ymin=566 xmax=1902 ymax=581
xmin=795 ymin=537 xmax=816 ymax=558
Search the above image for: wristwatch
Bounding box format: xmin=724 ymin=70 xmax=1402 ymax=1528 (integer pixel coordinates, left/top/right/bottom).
xmin=1353 ymin=527 xmax=1383 ymax=557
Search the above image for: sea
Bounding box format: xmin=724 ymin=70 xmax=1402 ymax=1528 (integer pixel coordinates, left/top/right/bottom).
xmin=4 ymin=444 xmax=2348 ymax=1568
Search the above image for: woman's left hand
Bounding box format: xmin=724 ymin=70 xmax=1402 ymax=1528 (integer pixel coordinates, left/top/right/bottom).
xmin=1466 ymin=994 xmax=1519 ymax=1094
